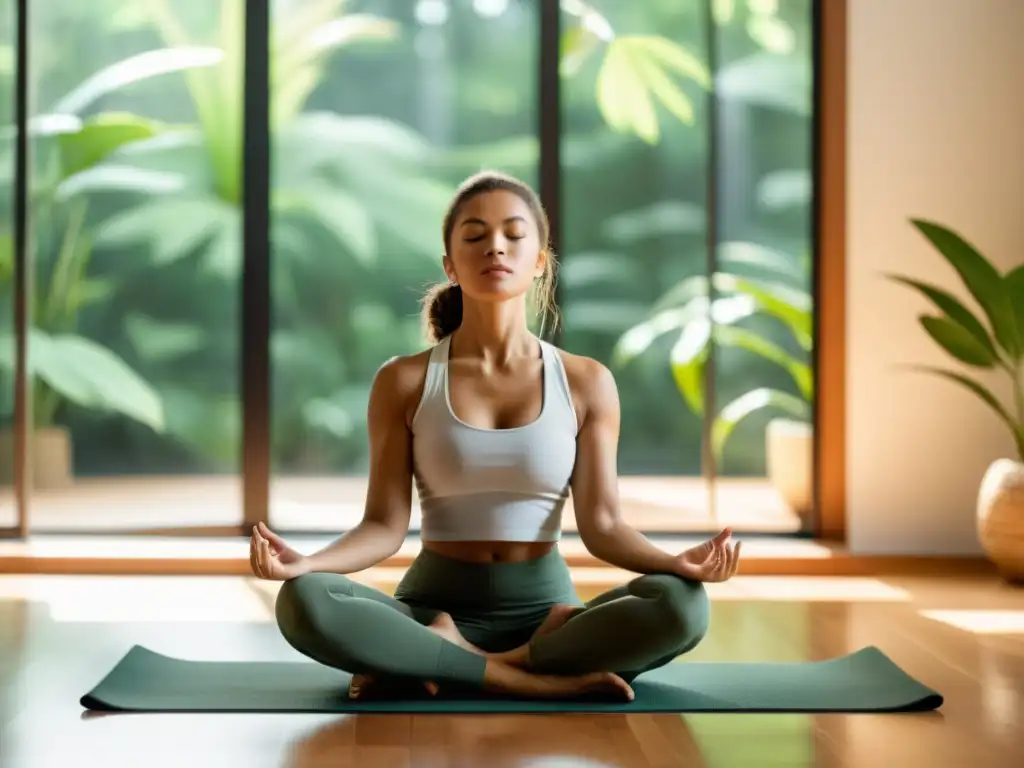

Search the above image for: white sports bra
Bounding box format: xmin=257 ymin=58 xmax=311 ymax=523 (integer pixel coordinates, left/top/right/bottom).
xmin=410 ymin=335 xmax=578 ymax=542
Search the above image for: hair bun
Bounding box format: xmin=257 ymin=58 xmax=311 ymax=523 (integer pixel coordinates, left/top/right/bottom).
xmin=422 ymin=281 xmax=464 ymax=343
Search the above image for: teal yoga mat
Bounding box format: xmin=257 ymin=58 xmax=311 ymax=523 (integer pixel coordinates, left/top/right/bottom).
xmin=80 ymin=645 xmax=942 ymax=714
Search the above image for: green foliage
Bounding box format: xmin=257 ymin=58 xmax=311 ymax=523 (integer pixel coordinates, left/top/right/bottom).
xmin=0 ymin=328 xmax=164 ymax=432
xmin=561 ymin=0 xmax=710 ymax=144
xmin=888 ymin=218 xmax=1024 ymax=461
xmin=613 ymin=242 xmax=813 ymax=462
xmin=0 ymin=93 xmax=197 ymax=429
xmin=0 ymin=0 xmax=816 ymax=480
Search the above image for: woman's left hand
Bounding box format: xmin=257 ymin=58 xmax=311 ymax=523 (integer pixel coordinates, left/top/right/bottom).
xmin=674 ymin=528 xmax=742 ymax=583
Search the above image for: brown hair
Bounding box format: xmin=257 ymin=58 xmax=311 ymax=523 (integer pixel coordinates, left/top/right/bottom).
xmin=421 ymin=170 xmax=559 ymax=344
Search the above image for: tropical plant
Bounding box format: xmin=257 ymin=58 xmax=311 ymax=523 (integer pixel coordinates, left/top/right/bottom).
xmin=888 ymin=218 xmax=1024 ymax=462
xmin=55 ymin=0 xmax=459 ymax=464
xmin=0 ymin=47 xmax=224 ymax=433
xmin=560 ymin=0 xmax=711 ymax=145
xmin=612 ymin=241 xmax=812 ymax=460
xmin=81 ymin=0 xmax=452 ymax=276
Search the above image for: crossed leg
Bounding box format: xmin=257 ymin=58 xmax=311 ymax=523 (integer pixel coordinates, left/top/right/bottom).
xmin=274 ymin=571 xmax=635 ymax=700
xmin=478 ymin=573 xmax=711 ymax=682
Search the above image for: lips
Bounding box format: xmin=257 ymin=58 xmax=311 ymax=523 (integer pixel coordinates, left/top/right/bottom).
xmin=482 ymin=265 xmax=513 ymax=275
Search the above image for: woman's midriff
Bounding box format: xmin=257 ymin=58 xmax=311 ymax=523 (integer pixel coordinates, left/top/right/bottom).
xmin=422 ymin=539 xmax=557 ymax=564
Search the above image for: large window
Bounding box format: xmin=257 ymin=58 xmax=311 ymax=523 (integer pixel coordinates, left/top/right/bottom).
xmin=268 ymin=0 xmax=539 ymax=532
xmin=1 ymin=0 xmax=818 ymax=538
xmin=1 ymin=0 xmax=244 ymax=531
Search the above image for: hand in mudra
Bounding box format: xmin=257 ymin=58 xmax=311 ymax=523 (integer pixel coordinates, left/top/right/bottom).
xmin=676 ymin=528 xmax=742 ymax=583
xmin=250 ymin=521 xmax=308 ymax=581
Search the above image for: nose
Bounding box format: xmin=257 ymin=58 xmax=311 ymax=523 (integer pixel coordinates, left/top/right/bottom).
xmin=485 ymin=232 xmax=507 ymax=256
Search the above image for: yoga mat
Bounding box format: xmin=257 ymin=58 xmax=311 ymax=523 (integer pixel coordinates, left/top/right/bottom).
xmin=80 ymin=645 xmax=942 ymax=714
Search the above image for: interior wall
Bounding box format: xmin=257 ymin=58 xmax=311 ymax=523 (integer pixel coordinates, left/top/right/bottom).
xmin=845 ymin=0 xmax=1024 ymax=554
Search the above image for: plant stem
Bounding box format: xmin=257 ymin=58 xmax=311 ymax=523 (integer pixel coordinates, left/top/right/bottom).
xmin=1014 ymin=361 xmax=1024 ymax=462
xmin=1015 ymin=361 xmax=1024 ymax=422
xmin=32 ymin=379 xmax=61 ymax=429
xmin=45 ymin=200 xmax=88 ymax=331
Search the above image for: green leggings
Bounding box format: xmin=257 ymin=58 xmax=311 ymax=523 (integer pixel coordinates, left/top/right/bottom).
xmin=274 ymin=548 xmax=709 ymax=689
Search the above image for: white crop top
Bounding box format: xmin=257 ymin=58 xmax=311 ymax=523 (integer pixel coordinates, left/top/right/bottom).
xmin=410 ymin=335 xmax=579 ymax=542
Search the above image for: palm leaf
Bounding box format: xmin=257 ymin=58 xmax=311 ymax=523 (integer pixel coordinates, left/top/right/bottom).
xmin=887 ymin=273 xmax=997 ymax=360
xmin=715 ymin=325 xmax=813 ymax=401
xmin=51 ymin=46 xmax=223 ymax=114
xmin=1004 ymin=265 xmax=1024 ymax=355
xmin=711 ymin=388 xmax=810 ymax=459
xmin=714 ymin=273 xmax=813 ymax=350
xmin=910 ymin=218 xmax=1019 ymax=360
xmin=919 ymin=315 xmax=999 ymax=368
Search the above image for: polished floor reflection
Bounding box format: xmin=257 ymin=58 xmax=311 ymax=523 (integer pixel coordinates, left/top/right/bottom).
xmin=1 ymin=572 xmax=1021 ymax=767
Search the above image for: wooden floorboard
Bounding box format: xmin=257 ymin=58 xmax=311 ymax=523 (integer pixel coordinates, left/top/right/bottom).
xmin=0 ymin=534 xmax=998 ymax=577
xmin=1 ymin=572 xmax=1021 ymax=767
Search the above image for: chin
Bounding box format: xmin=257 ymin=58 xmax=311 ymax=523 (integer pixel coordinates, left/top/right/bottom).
xmin=465 ymin=281 xmax=532 ymax=302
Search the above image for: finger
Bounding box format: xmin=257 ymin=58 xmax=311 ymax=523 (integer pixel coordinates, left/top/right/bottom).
xmin=712 ymin=549 xmax=728 ymax=581
xmin=712 ymin=527 xmax=732 ymax=544
xmin=259 ymin=521 xmax=284 ymax=545
xmin=264 ymin=540 xmax=276 ymax=577
xmin=717 ymin=544 xmax=733 ymax=581
xmin=701 ymin=545 xmax=718 ymax=566
xmin=251 ymin=529 xmax=262 ymax=569
xmin=248 ymin=535 xmax=260 ymax=577
xmin=729 ymin=541 xmax=742 ymax=578
xmin=258 ymin=522 xmax=282 ymax=552
xmin=713 ymin=544 xmax=730 ymax=580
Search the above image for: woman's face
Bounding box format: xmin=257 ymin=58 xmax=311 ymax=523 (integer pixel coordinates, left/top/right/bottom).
xmin=444 ymin=189 xmax=545 ymax=303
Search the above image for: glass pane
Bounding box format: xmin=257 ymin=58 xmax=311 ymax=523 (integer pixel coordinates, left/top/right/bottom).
xmin=559 ymin=1 xmax=713 ymax=533
xmin=25 ymin=0 xmax=243 ymax=532
xmin=269 ymin=0 xmax=539 ymax=532
xmin=711 ymin=0 xmax=815 ymax=534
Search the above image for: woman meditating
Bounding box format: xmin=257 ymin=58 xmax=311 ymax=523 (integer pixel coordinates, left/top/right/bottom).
xmin=249 ymin=171 xmax=742 ymax=701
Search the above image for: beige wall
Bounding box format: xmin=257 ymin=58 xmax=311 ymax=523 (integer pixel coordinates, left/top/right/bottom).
xmin=846 ymin=0 xmax=1024 ymax=554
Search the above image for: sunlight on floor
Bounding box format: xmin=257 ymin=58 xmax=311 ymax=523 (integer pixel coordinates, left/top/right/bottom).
xmin=920 ymin=609 xmax=1024 ymax=634
xmin=0 ymin=576 xmax=270 ymax=623
xmin=732 ymin=577 xmax=912 ymax=602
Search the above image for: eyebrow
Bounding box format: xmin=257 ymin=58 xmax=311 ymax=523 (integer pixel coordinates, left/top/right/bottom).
xmin=460 ymin=216 xmax=527 ymax=227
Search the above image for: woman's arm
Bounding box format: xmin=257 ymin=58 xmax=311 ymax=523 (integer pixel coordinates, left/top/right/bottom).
xmin=565 ymin=356 xmax=682 ymax=575
xmin=298 ymin=354 xmax=424 ymax=575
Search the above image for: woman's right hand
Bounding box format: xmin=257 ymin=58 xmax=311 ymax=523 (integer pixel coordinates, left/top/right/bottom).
xmin=250 ymin=521 xmax=309 ymax=581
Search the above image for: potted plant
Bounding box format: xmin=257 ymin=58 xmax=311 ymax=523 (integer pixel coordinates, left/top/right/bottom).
xmin=0 ymin=47 xmax=212 ymax=487
xmin=888 ymin=218 xmax=1024 ymax=583
xmin=613 ymin=242 xmax=814 ymax=524
xmin=0 ymin=139 xmax=167 ymax=488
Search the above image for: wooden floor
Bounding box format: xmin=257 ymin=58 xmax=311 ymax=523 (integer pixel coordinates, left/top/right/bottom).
xmin=0 ymin=475 xmax=802 ymax=534
xmin=1 ymin=571 xmax=1021 ymax=767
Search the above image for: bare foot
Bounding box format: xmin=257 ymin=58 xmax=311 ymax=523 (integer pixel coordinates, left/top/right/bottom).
xmin=348 ymin=673 xmax=440 ymax=700
xmin=484 ymin=604 xmax=580 ymax=668
xmin=483 ymin=660 xmax=634 ymax=702
xmin=348 ymin=613 xmax=469 ymax=699
xmin=426 ymin=612 xmax=484 ymax=654
xmin=534 ymin=603 xmax=580 ymax=637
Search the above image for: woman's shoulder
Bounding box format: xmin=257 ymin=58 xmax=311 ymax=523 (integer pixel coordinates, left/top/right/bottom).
xmin=550 ymin=346 xmax=619 ymax=410
xmin=375 ymin=347 xmax=433 ymax=386
xmin=370 ymin=348 xmax=435 ymax=415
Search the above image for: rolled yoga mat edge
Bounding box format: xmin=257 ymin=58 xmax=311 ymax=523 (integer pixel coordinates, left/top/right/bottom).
xmin=79 ymin=644 xmax=943 ymax=714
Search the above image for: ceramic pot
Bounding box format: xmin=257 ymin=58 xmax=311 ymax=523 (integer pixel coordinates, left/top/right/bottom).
xmin=766 ymin=418 xmax=813 ymax=524
xmin=977 ymin=458 xmax=1024 ymax=584
xmin=0 ymin=426 xmax=73 ymax=489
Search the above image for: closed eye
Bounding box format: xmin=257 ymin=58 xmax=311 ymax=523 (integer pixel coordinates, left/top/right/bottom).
xmin=464 ymin=234 xmax=525 ymax=243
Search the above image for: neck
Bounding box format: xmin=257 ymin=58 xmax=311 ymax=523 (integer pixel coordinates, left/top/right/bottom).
xmin=452 ymin=299 xmax=537 ymax=364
